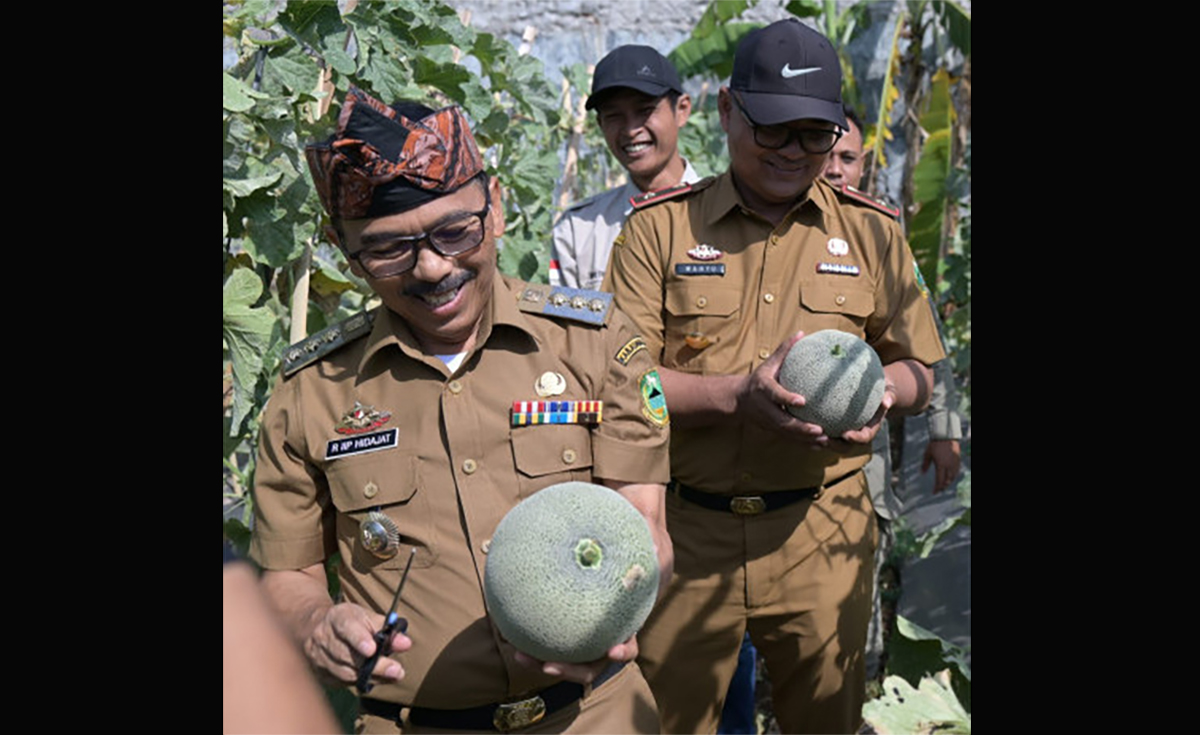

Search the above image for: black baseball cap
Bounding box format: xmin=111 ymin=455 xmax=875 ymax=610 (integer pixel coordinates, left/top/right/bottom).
xmin=730 ymin=18 xmax=847 ymax=129
xmin=586 ymin=45 xmax=683 ymax=111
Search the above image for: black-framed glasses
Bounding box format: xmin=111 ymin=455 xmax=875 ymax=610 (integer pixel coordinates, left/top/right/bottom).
xmin=731 ymin=92 xmax=842 ymax=154
xmin=346 ymin=197 xmax=490 ymax=279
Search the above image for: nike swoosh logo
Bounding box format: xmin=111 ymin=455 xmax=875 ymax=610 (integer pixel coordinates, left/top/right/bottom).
xmin=781 ymin=64 xmax=821 ymax=78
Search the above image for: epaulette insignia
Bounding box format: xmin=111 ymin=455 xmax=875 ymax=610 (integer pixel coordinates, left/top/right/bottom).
xmin=516 ymin=284 xmax=613 ymax=326
xmin=839 ymin=185 xmax=901 ymax=218
xmin=282 ymin=309 xmax=377 ymax=377
xmin=630 ymin=182 xmax=693 ymax=210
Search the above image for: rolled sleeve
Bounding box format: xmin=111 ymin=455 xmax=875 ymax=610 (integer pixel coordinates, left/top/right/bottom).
xmin=248 ymin=375 xmax=337 ymax=571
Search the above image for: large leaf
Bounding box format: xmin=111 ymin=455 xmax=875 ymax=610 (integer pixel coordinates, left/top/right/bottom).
xmin=669 ymin=22 xmax=759 ymax=80
xmin=887 ymin=615 xmax=971 ymax=713
xmin=862 ymin=672 xmax=971 ymax=734
xmin=934 ymin=0 xmax=971 ymax=57
xmin=223 ymin=268 xmax=277 ymax=435
xmin=223 ymin=72 xmax=266 ymax=112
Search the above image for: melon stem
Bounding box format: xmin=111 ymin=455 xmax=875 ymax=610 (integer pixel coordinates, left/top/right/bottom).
xmin=575 ymin=538 xmax=603 ymax=569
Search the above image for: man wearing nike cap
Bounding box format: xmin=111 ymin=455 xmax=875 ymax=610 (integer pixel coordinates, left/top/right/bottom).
xmin=603 ymin=18 xmax=945 ymax=733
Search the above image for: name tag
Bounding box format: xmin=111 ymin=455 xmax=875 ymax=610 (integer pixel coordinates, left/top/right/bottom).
xmin=325 ymin=428 xmax=399 ymax=460
xmin=675 ymin=263 xmax=726 ymax=276
xmin=816 ymin=262 xmax=861 ymax=276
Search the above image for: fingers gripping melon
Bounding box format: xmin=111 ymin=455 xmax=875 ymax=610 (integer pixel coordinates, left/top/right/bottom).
xmin=483 ymin=482 xmax=659 ymax=663
xmin=778 ymin=329 xmax=886 ymax=436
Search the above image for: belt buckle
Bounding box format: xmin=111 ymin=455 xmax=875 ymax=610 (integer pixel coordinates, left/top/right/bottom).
xmin=493 ymin=695 xmax=546 ymax=732
xmin=730 ymin=496 xmax=766 ymax=515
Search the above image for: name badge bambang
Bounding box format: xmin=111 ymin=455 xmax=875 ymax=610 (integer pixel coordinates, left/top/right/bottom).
xmin=325 ymin=428 xmax=399 ymax=460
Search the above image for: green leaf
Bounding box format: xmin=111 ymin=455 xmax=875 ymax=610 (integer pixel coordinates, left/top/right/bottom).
xmin=263 ymin=50 xmax=317 ymax=97
xmin=223 ymin=518 xmax=253 ymax=559
xmin=223 ymin=171 xmax=283 ymax=199
xmin=669 ymin=22 xmax=759 ymax=79
xmin=223 ymin=72 xmax=265 ymax=112
xmin=223 ymin=268 xmax=277 ymax=436
xmin=934 ymin=0 xmax=971 ymax=57
xmin=862 ymin=672 xmax=971 ymax=734
xmin=694 ymin=0 xmax=754 ymax=38
xmin=784 ymin=0 xmax=822 ymax=19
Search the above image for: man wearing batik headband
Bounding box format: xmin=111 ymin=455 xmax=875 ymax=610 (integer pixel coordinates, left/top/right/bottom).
xmin=251 ymin=87 xmax=673 ymax=734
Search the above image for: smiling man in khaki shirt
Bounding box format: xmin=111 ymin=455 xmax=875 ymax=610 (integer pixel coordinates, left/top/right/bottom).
xmin=250 ymin=87 xmax=672 ymax=734
xmin=603 ymin=19 xmax=944 ymax=735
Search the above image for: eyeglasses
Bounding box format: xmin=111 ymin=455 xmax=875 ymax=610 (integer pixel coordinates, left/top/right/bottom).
xmin=731 ymin=92 xmax=842 ymax=154
xmin=346 ymin=197 xmax=490 ymax=279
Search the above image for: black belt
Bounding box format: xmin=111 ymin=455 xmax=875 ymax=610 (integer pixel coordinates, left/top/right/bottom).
xmin=669 ymin=470 xmax=858 ymax=515
xmin=360 ymin=661 xmax=625 ymax=732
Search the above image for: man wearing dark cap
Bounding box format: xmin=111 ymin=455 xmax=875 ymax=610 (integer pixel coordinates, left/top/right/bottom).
xmin=250 ymin=86 xmax=673 ymax=734
xmin=602 ymin=18 xmax=945 ymax=734
xmin=550 ymin=45 xmax=699 ymax=290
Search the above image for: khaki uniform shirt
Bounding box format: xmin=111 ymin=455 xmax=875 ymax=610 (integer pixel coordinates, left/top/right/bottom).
xmin=551 ymin=161 xmax=701 ymax=290
xmin=249 ymin=274 xmax=670 ymax=709
xmin=602 ymin=172 xmax=945 ymax=493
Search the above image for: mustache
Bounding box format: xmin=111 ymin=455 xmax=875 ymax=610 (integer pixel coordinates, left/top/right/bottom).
xmin=403 ymin=269 xmax=476 ymax=298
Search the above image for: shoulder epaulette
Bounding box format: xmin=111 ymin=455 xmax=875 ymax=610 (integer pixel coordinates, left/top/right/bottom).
xmin=837 ymin=184 xmax=901 ymax=218
xmin=515 ymin=284 xmax=613 ymax=327
xmin=281 ymin=308 xmax=377 ymax=377
xmin=630 ymin=182 xmax=694 ymax=210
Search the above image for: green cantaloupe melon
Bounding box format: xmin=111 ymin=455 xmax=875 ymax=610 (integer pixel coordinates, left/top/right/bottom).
xmin=778 ymin=329 xmax=886 ymax=436
xmin=483 ymin=482 xmax=659 ymax=663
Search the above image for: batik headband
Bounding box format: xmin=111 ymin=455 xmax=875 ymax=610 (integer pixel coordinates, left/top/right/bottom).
xmin=305 ymin=86 xmax=485 ymax=220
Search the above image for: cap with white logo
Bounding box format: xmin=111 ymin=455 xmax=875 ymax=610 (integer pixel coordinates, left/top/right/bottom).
xmin=729 ymin=18 xmax=847 ymax=129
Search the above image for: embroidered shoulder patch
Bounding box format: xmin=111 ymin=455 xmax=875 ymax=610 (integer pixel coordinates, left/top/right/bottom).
xmin=639 ymin=369 xmax=669 ymax=426
xmin=516 ymin=284 xmax=613 ymax=326
xmin=837 ymin=184 xmax=901 ymax=218
xmin=615 ymin=336 xmax=648 ymax=365
xmin=282 ymin=309 xmax=377 ymax=377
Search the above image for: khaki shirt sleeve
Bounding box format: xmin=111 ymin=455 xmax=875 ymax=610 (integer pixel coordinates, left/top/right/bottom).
xmin=865 ymin=216 xmax=946 ymax=367
xmin=601 ymin=215 xmax=668 ymax=361
xmin=248 ymin=374 xmax=336 ymax=571
xmin=590 ymin=306 xmax=671 ymax=485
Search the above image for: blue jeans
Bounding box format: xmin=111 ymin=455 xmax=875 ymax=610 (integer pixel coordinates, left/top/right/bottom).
xmin=717 ymin=632 xmax=757 ymax=734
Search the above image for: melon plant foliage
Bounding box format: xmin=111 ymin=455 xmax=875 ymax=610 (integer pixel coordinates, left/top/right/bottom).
xmin=223 ymin=0 xmax=568 ymax=541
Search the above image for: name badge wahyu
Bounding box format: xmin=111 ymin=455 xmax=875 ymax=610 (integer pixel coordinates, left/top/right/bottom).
xmin=326 ymin=428 xmax=399 ymax=460
xmin=675 ymin=263 xmax=726 ymax=276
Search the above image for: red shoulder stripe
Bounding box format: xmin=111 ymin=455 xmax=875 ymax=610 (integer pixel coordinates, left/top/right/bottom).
xmin=840 ymin=185 xmax=901 ymax=218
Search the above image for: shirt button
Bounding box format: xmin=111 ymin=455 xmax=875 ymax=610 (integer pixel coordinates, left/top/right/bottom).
xmin=759 ymin=348 xmax=771 ymax=360
xmin=763 ymin=293 xmax=775 ymax=304
xmin=562 ymin=448 xmax=578 ymax=464
xmin=741 ymin=472 xmax=753 ymax=482
xmin=363 ymin=481 xmax=379 ymax=499
xmin=448 ymin=380 xmax=463 ymax=394
xmin=770 ymin=235 xmax=779 ymax=245
xmin=481 ymin=538 xmax=492 ymax=554
xmin=463 ymin=458 xmax=478 ymax=474
xmin=696 ymin=296 xmax=708 ymax=308
xmin=835 ymin=295 xmax=846 ymax=306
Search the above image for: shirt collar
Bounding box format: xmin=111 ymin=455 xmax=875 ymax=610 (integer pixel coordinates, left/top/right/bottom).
xmin=704 ymin=169 xmax=835 ymax=227
xmin=357 ymin=275 xmax=539 ymax=373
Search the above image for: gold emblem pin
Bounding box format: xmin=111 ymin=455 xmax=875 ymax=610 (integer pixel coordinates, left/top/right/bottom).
xmin=360 ymin=510 xmax=401 ymax=559
xmin=534 ymin=371 xmax=567 ymax=397
xmin=685 ymin=332 xmax=715 ymax=350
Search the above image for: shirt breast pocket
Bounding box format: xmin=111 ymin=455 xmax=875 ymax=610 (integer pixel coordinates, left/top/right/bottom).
xmin=325 ymin=450 xmax=438 ymax=570
xmin=798 ymin=283 xmax=875 ymax=334
xmin=510 ymin=424 xmax=595 ymax=498
xmin=663 ymin=282 xmax=742 ymax=371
